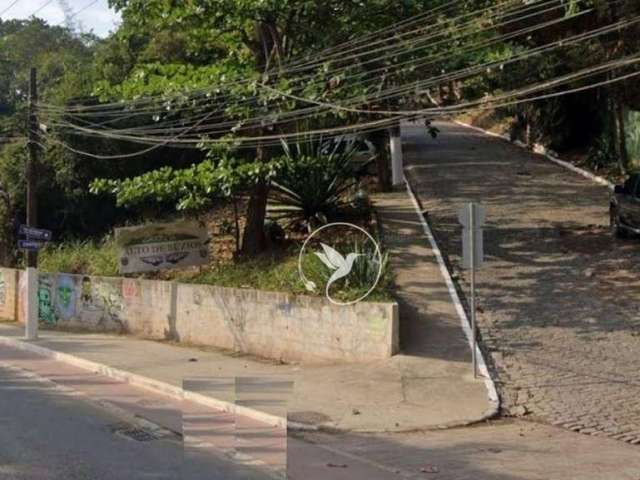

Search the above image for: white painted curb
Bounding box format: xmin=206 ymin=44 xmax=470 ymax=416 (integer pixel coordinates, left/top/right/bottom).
xmin=454 ymin=120 xmax=615 ymax=190
xmin=405 ymin=182 xmax=500 ymax=416
xmin=0 ymin=335 xmax=299 ymax=432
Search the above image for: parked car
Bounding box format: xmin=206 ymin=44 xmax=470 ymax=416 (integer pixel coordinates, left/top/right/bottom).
xmin=610 ymin=172 xmax=640 ymax=238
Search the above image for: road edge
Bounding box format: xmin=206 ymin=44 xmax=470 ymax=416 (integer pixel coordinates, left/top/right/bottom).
xmin=453 ymin=120 xmax=614 ymax=190
xmin=0 ymin=335 xmax=311 ymax=433
xmin=404 ymin=180 xmax=501 ymax=421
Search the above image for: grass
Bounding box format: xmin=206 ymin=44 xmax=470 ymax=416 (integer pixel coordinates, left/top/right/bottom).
xmin=39 ymin=239 xmax=120 ymax=277
xmin=39 ymin=240 xmax=395 ymax=303
xmin=175 ymin=246 xmax=394 ymax=302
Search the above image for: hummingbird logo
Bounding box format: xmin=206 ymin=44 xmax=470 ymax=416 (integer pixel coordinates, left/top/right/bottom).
xmin=314 ymin=243 xmax=363 ymax=293
xmin=298 ymin=223 xmax=383 ymax=306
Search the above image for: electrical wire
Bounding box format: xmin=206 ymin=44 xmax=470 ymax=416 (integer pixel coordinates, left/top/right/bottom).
xmin=49 ymin=10 xmax=636 ymax=142
xmin=0 ymin=0 xmax=21 ymax=17
xmin=41 ymin=59 xmax=640 ymax=154
xmin=38 ymin=0 xmax=552 ymax=114
xmin=39 ymin=0 xmax=596 ymax=135
xmin=33 ymin=1 xmax=640 ymax=156
xmin=30 ymin=0 xmax=55 ymax=17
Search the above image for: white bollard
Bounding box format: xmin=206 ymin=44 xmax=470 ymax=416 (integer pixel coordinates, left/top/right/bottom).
xmin=390 ymin=128 xmax=404 ymax=186
xmin=25 ymin=267 xmax=39 ymax=340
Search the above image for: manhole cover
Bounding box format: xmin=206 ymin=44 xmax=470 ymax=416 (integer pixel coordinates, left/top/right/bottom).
xmin=110 ymin=423 xmax=157 ymax=442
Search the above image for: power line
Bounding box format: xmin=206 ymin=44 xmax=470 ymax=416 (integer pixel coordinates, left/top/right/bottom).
xmin=67 ymin=0 xmax=98 ymax=21
xmin=38 ymin=0 xmax=588 ymax=130
xmin=53 ymin=0 xmax=99 ymax=27
xmin=40 ymin=0 xmax=547 ymax=114
xmin=42 ymin=55 xmax=640 ymax=154
xmin=47 ymin=8 xmax=635 ymax=142
xmin=0 ymin=0 xmax=21 ymax=17
xmin=31 ymin=0 xmax=55 ymax=17
xmin=34 ymin=1 xmax=640 ymax=155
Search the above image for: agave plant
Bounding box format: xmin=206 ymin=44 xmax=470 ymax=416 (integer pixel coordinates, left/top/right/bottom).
xmin=268 ymin=135 xmax=373 ymax=231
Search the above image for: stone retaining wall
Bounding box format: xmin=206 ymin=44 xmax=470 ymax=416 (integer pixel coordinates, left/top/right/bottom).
xmin=0 ymin=268 xmax=399 ymax=363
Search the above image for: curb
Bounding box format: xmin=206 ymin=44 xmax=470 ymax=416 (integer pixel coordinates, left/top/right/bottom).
xmin=453 ymin=120 xmax=615 ymax=190
xmin=0 ymin=331 xmax=493 ymax=435
xmin=404 ymin=180 xmax=501 ymax=421
xmin=0 ymin=335 xmax=297 ymax=432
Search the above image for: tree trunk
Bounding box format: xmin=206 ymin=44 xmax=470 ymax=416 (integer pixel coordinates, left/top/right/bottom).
xmin=241 ymin=179 xmax=268 ymax=256
xmin=615 ymin=99 xmax=629 ymax=175
xmin=241 ymin=142 xmax=269 ymax=256
xmin=371 ymin=130 xmax=392 ymax=192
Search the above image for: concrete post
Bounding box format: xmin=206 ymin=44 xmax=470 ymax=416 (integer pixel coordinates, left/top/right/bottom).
xmin=390 ymin=126 xmax=404 ymax=186
xmin=25 ymin=267 xmax=38 ymax=340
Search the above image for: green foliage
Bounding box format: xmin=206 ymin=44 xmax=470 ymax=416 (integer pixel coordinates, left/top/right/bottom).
xmin=268 ymin=137 xmax=370 ymax=230
xmin=625 ymin=110 xmax=640 ymax=168
xmin=181 ymin=247 xmax=393 ymax=303
xmin=300 ymin=240 xmax=392 ymax=303
xmin=39 ymin=239 xmax=120 ymax=277
xmin=91 ymin=157 xmax=282 ymax=213
xmin=587 ymin=130 xmax=617 ymax=171
xmin=38 ymin=238 xmax=394 ymax=302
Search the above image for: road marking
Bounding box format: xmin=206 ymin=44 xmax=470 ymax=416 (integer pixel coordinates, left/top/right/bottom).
xmin=404 ymin=180 xmax=500 ymax=412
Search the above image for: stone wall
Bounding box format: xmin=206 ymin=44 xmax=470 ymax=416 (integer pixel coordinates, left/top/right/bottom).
xmin=0 ymin=269 xmax=399 ymax=363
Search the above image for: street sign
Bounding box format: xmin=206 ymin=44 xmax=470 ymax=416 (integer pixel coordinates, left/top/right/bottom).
xmin=458 ymin=203 xmax=485 ymax=270
xmin=457 ymin=202 xmax=486 ymax=379
xmin=19 ymin=225 xmax=52 ymax=242
xmin=462 ymin=228 xmax=484 ymax=269
xmin=457 ymin=204 xmax=486 ymax=229
xmin=18 ymin=239 xmax=46 ymax=251
xmin=115 ymin=220 xmax=209 ymax=274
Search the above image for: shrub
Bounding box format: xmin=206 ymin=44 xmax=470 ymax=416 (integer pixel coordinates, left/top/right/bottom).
xmin=39 ymin=238 xmax=119 ymax=276
xmin=268 ymin=137 xmax=372 ymax=231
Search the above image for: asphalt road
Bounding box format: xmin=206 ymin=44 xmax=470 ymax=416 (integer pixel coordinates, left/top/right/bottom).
xmin=0 ymin=365 xmax=275 ymax=480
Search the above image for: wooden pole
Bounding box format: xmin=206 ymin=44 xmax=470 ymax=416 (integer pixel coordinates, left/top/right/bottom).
xmin=26 ymin=67 xmax=39 ymax=268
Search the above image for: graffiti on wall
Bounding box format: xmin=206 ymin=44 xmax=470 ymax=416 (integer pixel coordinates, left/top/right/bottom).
xmin=21 ymin=274 xmax=126 ymax=331
xmin=38 ymin=277 xmax=56 ymax=325
xmin=56 ymin=274 xmax=77 ymax=321
xmin=122 ymin=279 xmax=140 ymax=305
xmin=95 ymin=281 xmax=124 ymax=329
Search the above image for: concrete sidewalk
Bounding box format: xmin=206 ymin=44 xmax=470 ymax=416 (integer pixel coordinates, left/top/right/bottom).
xmin=0 ymin=188 xmax=492 ymax=433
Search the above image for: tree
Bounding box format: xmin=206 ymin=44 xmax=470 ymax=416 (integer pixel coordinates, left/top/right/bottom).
xmin=0 ymin=19 xmax=102 ymax=261
xmin=93 ymin=0 xmax=446 ymax=254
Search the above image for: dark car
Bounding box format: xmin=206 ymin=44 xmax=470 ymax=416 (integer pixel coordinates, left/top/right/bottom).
xmin=610 ymin=172 xmax=640 ymax=237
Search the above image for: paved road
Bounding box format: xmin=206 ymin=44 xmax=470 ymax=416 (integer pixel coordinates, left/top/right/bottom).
xmin=404 ymin=121 xmax=640 ymax=444
xmin=0 ymin=342 xmax=425 ymax=480
xmin=295 ymin=420 xmax=640 ymax=480
xmin=0 ymin=361 xmax=279 ymax=479
xmin=3 ymin=355 xmax=639 ymax=480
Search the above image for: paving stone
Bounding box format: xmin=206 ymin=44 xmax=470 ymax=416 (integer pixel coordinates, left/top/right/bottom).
xmin=408 ymin=121 xmax=640 ymax=446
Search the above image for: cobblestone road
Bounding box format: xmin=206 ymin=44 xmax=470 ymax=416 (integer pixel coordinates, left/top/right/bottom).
xmin=405 ymin=121 xmax=640 ymax=444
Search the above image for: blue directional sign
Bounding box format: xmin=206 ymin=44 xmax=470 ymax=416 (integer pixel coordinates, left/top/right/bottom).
xmin=19 ymin=225 xmax=52 ymax=242
xmin=18 ymin=239 xmax=46 ymax=251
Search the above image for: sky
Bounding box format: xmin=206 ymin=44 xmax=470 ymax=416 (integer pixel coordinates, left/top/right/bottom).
xmin=0 ymin=0 xmax=121 ymax=37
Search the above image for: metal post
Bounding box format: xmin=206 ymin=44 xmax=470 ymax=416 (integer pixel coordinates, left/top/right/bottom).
xmin=390 ymin=125 xmax=404 ymax=186
xmin=469 ymin=203 xmax=478 ymax=378
xmin=26 ymin=67 xmax=38 ymax=268
xmin=25 ymin=267 xmax=38 ymax=340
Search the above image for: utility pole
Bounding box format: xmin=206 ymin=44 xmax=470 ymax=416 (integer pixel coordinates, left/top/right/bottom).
xmin=26 ymin=67 xmax=38 ymax=268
